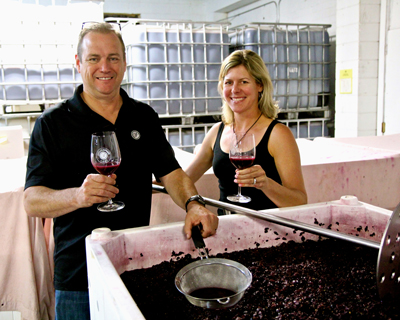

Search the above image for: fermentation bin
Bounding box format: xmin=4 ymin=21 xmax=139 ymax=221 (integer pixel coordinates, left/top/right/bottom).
xmin=86 ymin=197 xmax=391 ymax=320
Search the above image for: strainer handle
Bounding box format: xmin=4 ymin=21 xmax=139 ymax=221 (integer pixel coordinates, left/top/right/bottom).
xmin=192 ymin=225 xmax=209 ymax=260
xmin=217 ymin=297 xmax=231 ymax=305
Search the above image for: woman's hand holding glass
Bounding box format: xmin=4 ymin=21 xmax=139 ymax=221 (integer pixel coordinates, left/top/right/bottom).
xmin=227 ymin=132 xmax=256 ymax=203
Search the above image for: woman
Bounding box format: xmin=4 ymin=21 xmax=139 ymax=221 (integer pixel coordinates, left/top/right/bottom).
xmin=185 ymin=49 xmax=307 ymax=212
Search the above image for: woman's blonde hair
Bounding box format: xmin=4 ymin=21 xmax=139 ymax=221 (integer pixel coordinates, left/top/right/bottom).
xmin=218 ymin=49 xmax=279 ymax=124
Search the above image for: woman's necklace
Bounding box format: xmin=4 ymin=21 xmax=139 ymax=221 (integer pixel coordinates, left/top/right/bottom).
xmin=233 ymin=113 xmax=262 ymax=145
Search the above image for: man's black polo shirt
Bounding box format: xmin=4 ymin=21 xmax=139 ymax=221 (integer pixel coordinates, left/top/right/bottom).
xmin=25 ymin=85 xmax=180 ymax=291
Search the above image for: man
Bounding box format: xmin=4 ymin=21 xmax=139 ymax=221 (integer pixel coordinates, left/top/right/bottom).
xmin=24 ymin=22 xmax=218 ymax=320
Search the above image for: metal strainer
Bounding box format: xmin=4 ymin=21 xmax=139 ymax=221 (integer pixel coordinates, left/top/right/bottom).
xmin=175 ymin=226 xmax=252 ymax=309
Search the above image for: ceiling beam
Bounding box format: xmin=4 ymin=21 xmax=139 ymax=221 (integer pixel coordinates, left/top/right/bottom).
xmin=214 ymin=0 xmax=260 ymax=13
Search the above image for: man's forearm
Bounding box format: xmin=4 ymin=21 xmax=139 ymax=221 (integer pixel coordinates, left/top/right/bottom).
xmin=160 ymin=168 xmax=199 ymax=210
xmin=24 ymin=186 xmax=81 ymax=218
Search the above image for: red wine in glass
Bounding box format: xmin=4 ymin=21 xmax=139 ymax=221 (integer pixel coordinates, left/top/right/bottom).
xmin=230 ymin=156 xmax=255 ymax=170
xmin=227 ymin=132 xmax=256 ymax=203
xmin=93 ymin=163 xmax=120 ymax=176
xmin=91 ymin=131 xmax=125 ymax=212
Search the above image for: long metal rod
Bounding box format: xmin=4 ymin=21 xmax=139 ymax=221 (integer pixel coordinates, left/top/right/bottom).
xmin=152 ymin=184 xmax=381 ymax=249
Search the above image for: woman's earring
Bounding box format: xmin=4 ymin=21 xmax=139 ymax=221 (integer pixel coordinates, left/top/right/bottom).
xmin=258 ymin=91 xmax=263 ymax=101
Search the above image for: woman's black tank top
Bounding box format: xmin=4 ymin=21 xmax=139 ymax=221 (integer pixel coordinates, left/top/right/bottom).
xmin=212 ymin=120 xmax=282 ymax=211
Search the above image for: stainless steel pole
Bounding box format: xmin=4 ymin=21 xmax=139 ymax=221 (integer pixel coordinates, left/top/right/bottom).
xmin=152 ymin=184 xmax=380 ymax=249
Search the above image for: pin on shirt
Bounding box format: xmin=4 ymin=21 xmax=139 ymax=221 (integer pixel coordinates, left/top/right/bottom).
xmin=131 ymin=130 xmax=140 ymax=140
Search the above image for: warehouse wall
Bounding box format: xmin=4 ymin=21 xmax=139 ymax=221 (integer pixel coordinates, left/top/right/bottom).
xmin=103 ymin=0 xmax=209 ymax=21
xmin=205 ymin=0 xmax=336 ymax=35
xmin=103 ymin=0 xmax=336 ymax=33
xmin=335 ymin=0 xmax=381 ymax=137
xmin=379 ymin=0 xmax=400 ymax=136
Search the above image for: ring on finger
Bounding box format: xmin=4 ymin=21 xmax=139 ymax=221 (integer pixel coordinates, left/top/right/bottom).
xmin=253 ymin=177 xmax=257 ymax=185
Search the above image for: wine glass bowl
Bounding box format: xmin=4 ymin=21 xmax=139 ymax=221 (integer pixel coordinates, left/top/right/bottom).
xmin=91 ymin=131 xmax=125 ymax=212
xmin=227 ymin=132 xmax=256 ymax=203
xmin=230 ymin=156 xmax=255 ymax=170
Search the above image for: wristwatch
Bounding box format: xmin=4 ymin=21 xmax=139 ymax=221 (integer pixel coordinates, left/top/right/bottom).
xmin=185 ymin=195 xmax=206 ymax=212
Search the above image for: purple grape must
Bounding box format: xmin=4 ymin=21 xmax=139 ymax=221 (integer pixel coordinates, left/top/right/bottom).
xmin=121 ymin=239 xmax=399 ymax=320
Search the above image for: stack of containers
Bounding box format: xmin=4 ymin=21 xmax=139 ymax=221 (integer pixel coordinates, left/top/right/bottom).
xmin=0 ymin=19 xmax=82 ymax=104
xmin=163 ymin=123 xmax=214 ymax=153
xmin=121 ymin=20 xmax=230 ymax=117
xmin=229 ymin=23 xmax=330 ymax=111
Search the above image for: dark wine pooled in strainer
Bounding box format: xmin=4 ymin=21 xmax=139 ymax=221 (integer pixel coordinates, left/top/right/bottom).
xmin=189 ymin=287 xmax=236 ymax=299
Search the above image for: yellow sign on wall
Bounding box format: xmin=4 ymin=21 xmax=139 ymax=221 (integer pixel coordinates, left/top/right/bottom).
xmin=340 ymin=69 xmax=352 ymax=94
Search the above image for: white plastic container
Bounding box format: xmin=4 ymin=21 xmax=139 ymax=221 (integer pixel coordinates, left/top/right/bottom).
xmin=167 ymin=130 xmax=205 ymax=152
xmin=0 ymin=39 xmax=80 ymax=101
xmin=289 ymin=121 xmax=329 ymax=139
xmin=122 ymin=21 xmax=229 ymax=116
xmin=1 ymin=63 xmax=81 ymax=101
xmin=229 ymin=24 xmax=330 ymax=109
xmin=86 ymin=197 xmax=391 ymax=320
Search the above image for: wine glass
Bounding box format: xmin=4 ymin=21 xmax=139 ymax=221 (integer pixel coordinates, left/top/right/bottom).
xmin=91 ymin=131 xmax=125 ymax=212
xmin=227 ymin=132 xmax=256 ymax=203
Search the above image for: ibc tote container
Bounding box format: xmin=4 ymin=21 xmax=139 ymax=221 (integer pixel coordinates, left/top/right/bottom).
xmin=0 ymin=20 xmax=82 ymax=103
xmin=121 ymin=20 xmax=230 ymax=117
xmin=229 ymin=23 xmax=330 ymax=111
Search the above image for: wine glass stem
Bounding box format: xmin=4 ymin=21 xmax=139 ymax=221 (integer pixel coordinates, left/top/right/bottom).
xmin=238 ymin=185 xmax=242 ymax=196
xmin=106 ymin=175 xmax=113 ymax=205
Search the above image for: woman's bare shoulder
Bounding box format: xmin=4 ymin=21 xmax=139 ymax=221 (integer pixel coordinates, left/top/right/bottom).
xmin=269 ymin=121 xmax=298 ymax=154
